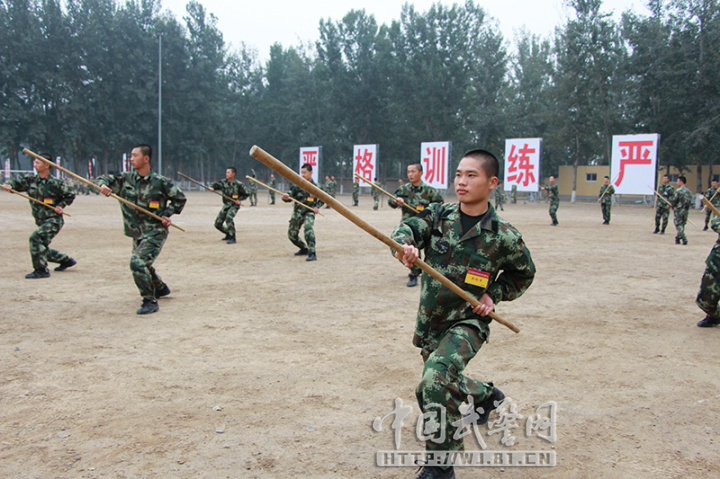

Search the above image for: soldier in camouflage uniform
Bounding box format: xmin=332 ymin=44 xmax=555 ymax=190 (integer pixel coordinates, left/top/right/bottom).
xmin=2 ymin=153 xmax=76 ymax=278
xmin=389 ymin=163 xmax=444 ymax=287
xmin=541 ymin=175 xmax=559 ymax=226
xmin=209 ymin=167 xmax=249 ymax=244
xmin=654 ymin=174 xmax=674 ymax=234
xmin=282 ymin=163 xmax=323 ymax=261
xmin=269 ymin=173 xmax=277 ymax=204
xmin=97 ymin=144 xmax=186 ymax=315
xmin=597 ymin=176 xmax=615 ymax=225
xmin=352 ymin=180 xmax=359 ymax=206
xmin=703 ymin=179 xmax=719 ymax=231
xmin=372 ymin=178 xmax=381 ymax=210
xmin=672 ymin=175 xmax=693 ymax=245
xmin=247 ymin=174 xmax=258 ymax=206
xmin=393 ymin=149 xmax=535 ymax=479
xmin=696 ymin=214 xmax=720 ymax=327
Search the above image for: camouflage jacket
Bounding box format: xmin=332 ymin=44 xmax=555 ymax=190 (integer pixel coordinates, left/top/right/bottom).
xmin=247 ymin=180 xmax=257 ymax=193
xmin=704 ymin=186 xmax=720 ymax=207
xmin=353 ymin=182 xmax=359 ymax=193
xmin=269 ymin=178 xmax=278 ymax=188
xmin=97 ymin=170 xmax=186 ymax=238
xmin=392 ymin=202 xmax=536 ymax=351
xmin=8 ymin=174 xmax=75 ymax=225
xmin=673 ymin=185 xmax=693 ymax=212
xmin=546 ymin=184 xmax=559 ymax=204
xmin=389 ymin=182 xmax=444 ymax=221
xmin=599 ymin=184 xmax=615 ymax=204
xmin=210 ymin=179 xmax=249 ymax=205
xmin=329 ymin=179 xmax=337 ymax=195
xmin=657 ymin=184 xmax=675 ymax=211
xmin=706 ymin=216 xmax=720 ymax=273
xmin=284 ymin=182 xmax=324 ymax=216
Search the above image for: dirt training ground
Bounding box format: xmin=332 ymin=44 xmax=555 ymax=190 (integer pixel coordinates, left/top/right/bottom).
xmin=1 ymin=191 xmax=720 ymax=479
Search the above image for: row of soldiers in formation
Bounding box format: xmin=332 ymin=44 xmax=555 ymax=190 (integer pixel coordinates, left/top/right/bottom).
xmin=4 ymin=150 xmax=720 ymax=326
xmin=5 ymin=145 xmax=720 ymax=479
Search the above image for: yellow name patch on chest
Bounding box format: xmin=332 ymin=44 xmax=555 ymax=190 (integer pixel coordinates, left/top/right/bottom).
xmin=416 ymin=204 xmax=425 ymax=211
xmin=232 ymin=194 xmax=239 ymax=199
xmin=307 ymin=197 xmax=315 ymax=203
xmin=149 ymin=200 xmax=160 ymax=209
xmin=465 ymin=267 xmax=490 ymax=288
xmin=43 ymin=198 xmax=54 ymax=205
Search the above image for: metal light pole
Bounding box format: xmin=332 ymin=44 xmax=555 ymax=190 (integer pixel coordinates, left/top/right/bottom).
xmin=158 ymin=34 xmax=163 ymax=175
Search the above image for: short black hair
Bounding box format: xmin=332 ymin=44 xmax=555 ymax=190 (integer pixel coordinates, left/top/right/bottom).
xmin=408 ymin=162 xmax=423 ymax=173
xmin=462 ymin=149 xmax=499 ymax=178
xmin=679 ymin=175 xmax=687 ymax=184
xmin=134 ymin=144 xmax=152 ymax=160
xmin=604 ymin=175 xmax=610 ymax=180
xmin=663 ymin=174 xmax=670 ymax=178
xmin=227 ymin=167 xmax=237 ymax=174
xmin=301 ymin=163 xmax=313 ymax=172
xmin=39 ymin=153 xmax=52 ymax=161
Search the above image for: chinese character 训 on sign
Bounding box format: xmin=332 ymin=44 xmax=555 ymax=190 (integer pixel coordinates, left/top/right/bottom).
xmin=420 ymin=141 xmax=451 ymax=190
xmin=504 ymin=138 xmax=541 ymax=192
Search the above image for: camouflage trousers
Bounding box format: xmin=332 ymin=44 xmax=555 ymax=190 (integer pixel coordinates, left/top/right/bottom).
xmin=269 ymin=191 xmax=275 ymax=204
xmin=417 ymin=324 xmax=493 ymax=454
xmin=352 ymin=191 xmax=358 ymax=205
xmin=705 ymin=208 xmax=713 ymax=228
xmin=29 ymin=218 xmax=70 ymax=270
xmin=288 ymin=212 xmax=316 ymax=253
xmin=674 ymin=209 xmax=689 ymax=242
xmin=697 ymin=246 xmax=720 ymax=319
xmin=373 ymin=197 xmax=379 ymax=210
xmin=549 ymin=201 xmax=559 ymax=225
xmin=249 ymin=191 xmax=257 ymax=206
xmin=601 ymin=203 xmax=612 ymax=223
xmin=655 ymin=207 xmax=670 ymax=231
xmin=214 ymin=204 xmax=240 ymax=236
xmin=131 ymin=231 xmax=168 ymax=301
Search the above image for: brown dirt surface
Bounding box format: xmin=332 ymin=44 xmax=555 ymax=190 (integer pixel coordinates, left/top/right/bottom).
xmin=1 ymin=190 xmax=720 ymax=479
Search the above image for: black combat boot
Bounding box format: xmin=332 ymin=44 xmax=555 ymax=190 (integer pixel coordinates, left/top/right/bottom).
xmin=414 ymin=465 xmax=456 ymax=479
xmin=54 ymin=258 xmax=77 ymax=271
xmin=137 ymin=300 xmax=159 ymax=315
xmin=294 ymin=248 xmax=309 ymax=256
xmin=407 ymin=274 xmax=418 ymax=287
xmin=25 ymin=269 xmax=50 ymax=279
xmin=697 ymin=316 xmax=720 ymax=327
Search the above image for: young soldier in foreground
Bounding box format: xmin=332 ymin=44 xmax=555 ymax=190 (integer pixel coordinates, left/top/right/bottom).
xmin=696 ymin=213 xmax=720 ymax=327
xmin=393 ymin=149 xmax=536 ymax=479
xmin=390 ymin=163 xmax=444 ymax=287
xmin=209 ymin=167 xmax=249 ymax=244
xmin=1 ymin=153 xmax=76 ymax=278
xmin=282 ymin=163 xmax=323 ymax=261
xmin=654 ymin=174 xmax=674 ymax=234
xmin=97 ymin=144 xmax=186 ymax=315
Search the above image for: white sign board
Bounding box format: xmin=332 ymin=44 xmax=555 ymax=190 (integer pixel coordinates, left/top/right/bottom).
xmin=610 ymin=134 xmax=660 ymax=195
xmin=299 ymin=146 xmax=321 ymax=184
xmin=504 ymin=138 xmax=541 ymax=192
xmin=420 ymin=141 xmax=451 ymax=189
xmin=353 ymin=144 xmax=378 ymax=187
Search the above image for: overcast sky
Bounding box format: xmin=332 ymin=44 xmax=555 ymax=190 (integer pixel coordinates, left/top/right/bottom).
xmin=159 ymin=0 xmax=651 ymax=62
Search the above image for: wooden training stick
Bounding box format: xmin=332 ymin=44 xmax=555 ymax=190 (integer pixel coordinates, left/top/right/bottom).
xmin=178 ymin=172 xmax=242 ymax=205
xmin=354 ymin=172 xmax=419 ymax=214
xmin=250 ymin=145 xmax=519 ymax=334
xmin=702 ymin=197 xmax=720 ymax=219
xmin=246 ymin=175 xmax=324 ymax=216
xmin=23 ymin=148 xmax=185 ymax=232
xmin=650 ymin=185 xmax=698 ymax=228
xmin=6 ymin=188 xmax=71 ymax=216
